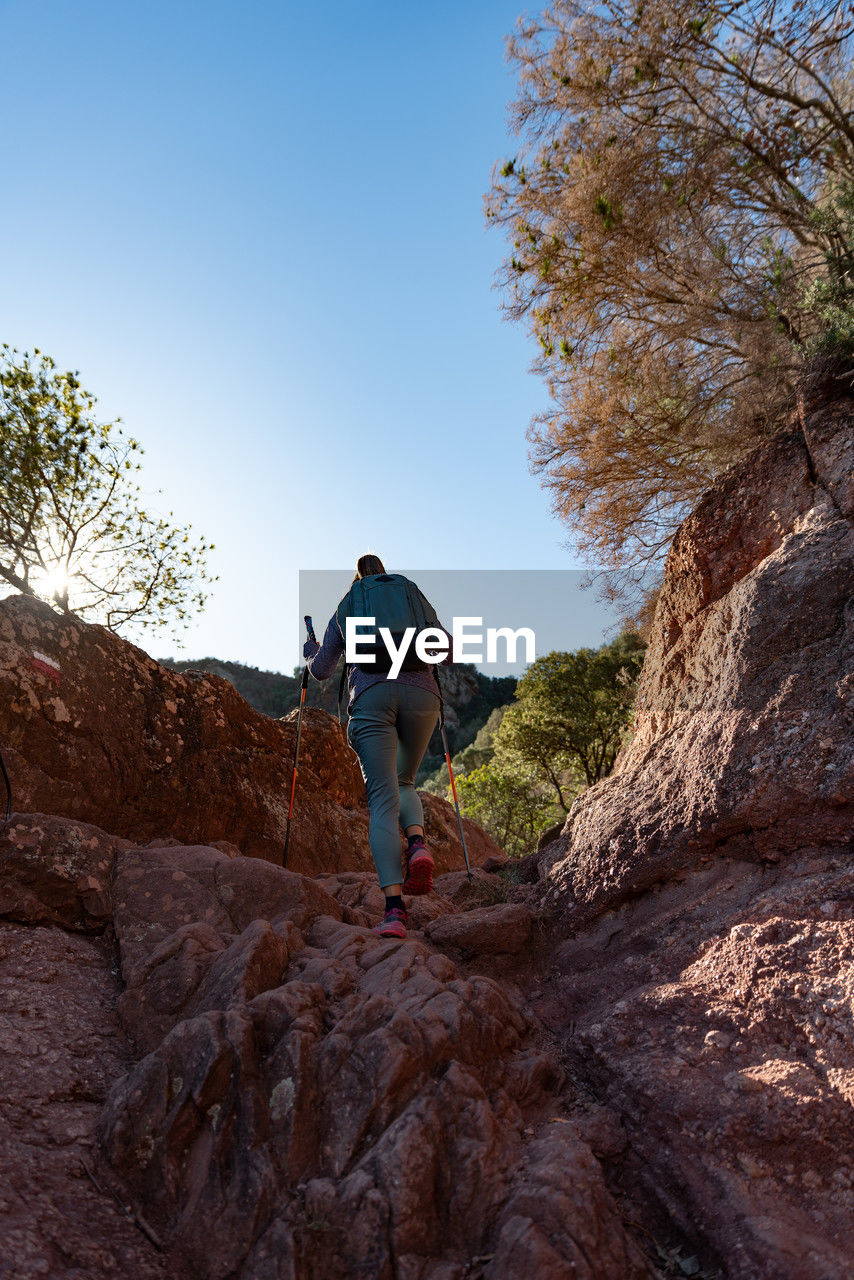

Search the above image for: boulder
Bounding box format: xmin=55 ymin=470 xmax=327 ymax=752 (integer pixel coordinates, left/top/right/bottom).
xmin=111 ymin=842 xmax=342 ymax=982
xmin=546 ymin=847 xmax=854 ymax=1280
xmin=313 ymin=869 xmax=388 ymax=927
xmin=427 ymin=662 xmax=480 ymax=733
xmin=0 ymin=598 xmax=498 ymax=876
xmin=543 ymin=390 xmax=854 ymax=919
xmin=424 ymin=903 xmax=533 ymax=957
xmin=486 ymin=1129 xmax=651 ymax=1279
xmin=0 ymin=811 xmax=129 ymax=931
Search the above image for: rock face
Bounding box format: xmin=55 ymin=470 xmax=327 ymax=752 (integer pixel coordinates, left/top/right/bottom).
xmin=428 ymin=661 xmax=480 ymax=734
xmin=542 ymin=847 xmax=854 ymax=1280
xmin=0 ymin=917 xmax=184 ymax=1279
xmin=0 ymin=598 xmax=500 ymax=877
xmin=541 ymin=388 xmax=854 ymax=920
xmin=521 ymin=387 xmax=854 ymax=1279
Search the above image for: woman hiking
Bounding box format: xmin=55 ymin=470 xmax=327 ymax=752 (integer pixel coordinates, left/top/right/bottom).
xmin=303 ymin=554 xmax=451 ymax=940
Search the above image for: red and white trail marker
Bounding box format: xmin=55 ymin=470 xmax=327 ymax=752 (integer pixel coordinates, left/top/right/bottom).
xmin=30 ymin=651 xmax=61 ymax=684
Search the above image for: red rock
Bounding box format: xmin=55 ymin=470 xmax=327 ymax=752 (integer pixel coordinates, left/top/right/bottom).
xmin=99 ymin=1008 xmax=277 ymax=1280
xmin=112 ymin=842 xmax=342 ymax=979
xmin=424 ymin=903 xmax=534 ymax=957
xmin=568 ymin=1104 xmax=628 ymax=1160
xmin=0 ymin=594 xmax=367 ymax=871
xmin=97 ymin=864 xmax=641 ymax=1279
xmin=0 ymin=920 xmax=185 ymax=1278
xmin=314 ymin=870 xmax=387 ymax=921
xmin=113 ymin=844 xmax=238 ymax=975
xmin=0 ymin=596 xmax=500 ymax=876
xmin=315 ymin=869 xmax=458 ymax=931
xmin=549 ymin=848 xmax=854 ymax=1279
xmin=514 ymin=393 xmax=854 ymax=1276
xmin=543 ymin=397 xmax=854 ymax=919
xmin=0 ymin=811 xmax=128 ymax=932
xmin=486 ymin=1130 xmax=653 ymax=1278
xmin=119 ymin=917 xmax=301 ymax=1055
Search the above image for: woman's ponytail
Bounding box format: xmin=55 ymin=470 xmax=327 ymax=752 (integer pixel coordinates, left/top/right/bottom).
xmin=355 ymin=553 xmax=386 ymax=580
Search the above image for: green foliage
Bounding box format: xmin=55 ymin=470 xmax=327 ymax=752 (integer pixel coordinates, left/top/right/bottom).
xmin=0 ymin=346 xmax=215 ymax=635
xmin=450 ymin=672 xmax=517 ymax=750
xmin=496 ymin=632 xmax=646 ymax=808
xmin=798 ymin=181 xmax=854 ymax=361
xmin=455 ymin=761 xmax=558 ymax=858
xmin=416 ymin=670 xmax=517 ymax=786
xmin=457 ymin=705 xmax=507 ymax=772
xmin=422 ymin=703 xmax=509 ymax=792
xmin=594 ymin=193 xmax=620 ymax=230
xmin=425 ymin=634 xmax=645 ymax=856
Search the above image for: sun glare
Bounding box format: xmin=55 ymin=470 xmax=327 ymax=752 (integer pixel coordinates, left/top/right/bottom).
xmin=35 ymin=563 xmax=70 ymax=602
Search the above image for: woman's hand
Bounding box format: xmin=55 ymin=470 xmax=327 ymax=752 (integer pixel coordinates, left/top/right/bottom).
xmin=303 ymin=638 xmax=320 ymax=660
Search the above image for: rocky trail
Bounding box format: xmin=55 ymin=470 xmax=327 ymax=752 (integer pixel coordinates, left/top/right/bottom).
xmin=9 ymin=805 xmax=850 ymax=1280
xmin=0 ymin=815 xmax=658 ymax=1280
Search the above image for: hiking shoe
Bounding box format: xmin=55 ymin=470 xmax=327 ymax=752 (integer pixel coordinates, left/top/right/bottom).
xmin=403 ymin=837 xmax=434 ymax=896
xmin=375 ymin=907 xmax=408 ymax=939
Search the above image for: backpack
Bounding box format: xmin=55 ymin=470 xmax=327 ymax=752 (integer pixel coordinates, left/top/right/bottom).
xmin=335 ymin=573 xmax=441 ymax=674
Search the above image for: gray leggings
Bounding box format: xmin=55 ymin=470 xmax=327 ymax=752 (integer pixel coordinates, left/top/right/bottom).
xmin=347 ymin=680 xmax=440 ymax=890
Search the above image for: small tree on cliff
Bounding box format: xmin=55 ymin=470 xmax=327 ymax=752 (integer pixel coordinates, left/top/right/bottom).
xmin=0 ymin=345 xmax=215 ymax=634
xmin=496 ymin=633 xmax=646 ymax=808
xmin=486 ymin=0 xmax=854 ymax=599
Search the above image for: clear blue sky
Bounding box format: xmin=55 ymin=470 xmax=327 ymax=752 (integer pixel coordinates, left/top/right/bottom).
xmin=1 ymin=0 xmax=604 ymax=672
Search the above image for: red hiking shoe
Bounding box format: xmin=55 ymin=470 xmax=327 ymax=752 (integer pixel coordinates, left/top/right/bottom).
xmin=403 ymin=837 xmax=434 ymax=896
xmin=375 ymin=907 xmax=408 ymax=939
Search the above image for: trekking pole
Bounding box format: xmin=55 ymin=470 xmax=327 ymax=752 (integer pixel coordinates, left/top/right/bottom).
xmin=283 ymin=616 xmax=315 ymax=867
xmin=0 ymin=744 xmax=11 ymax=825
xmin=440 ymin=711 xmax=473 ymax=880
